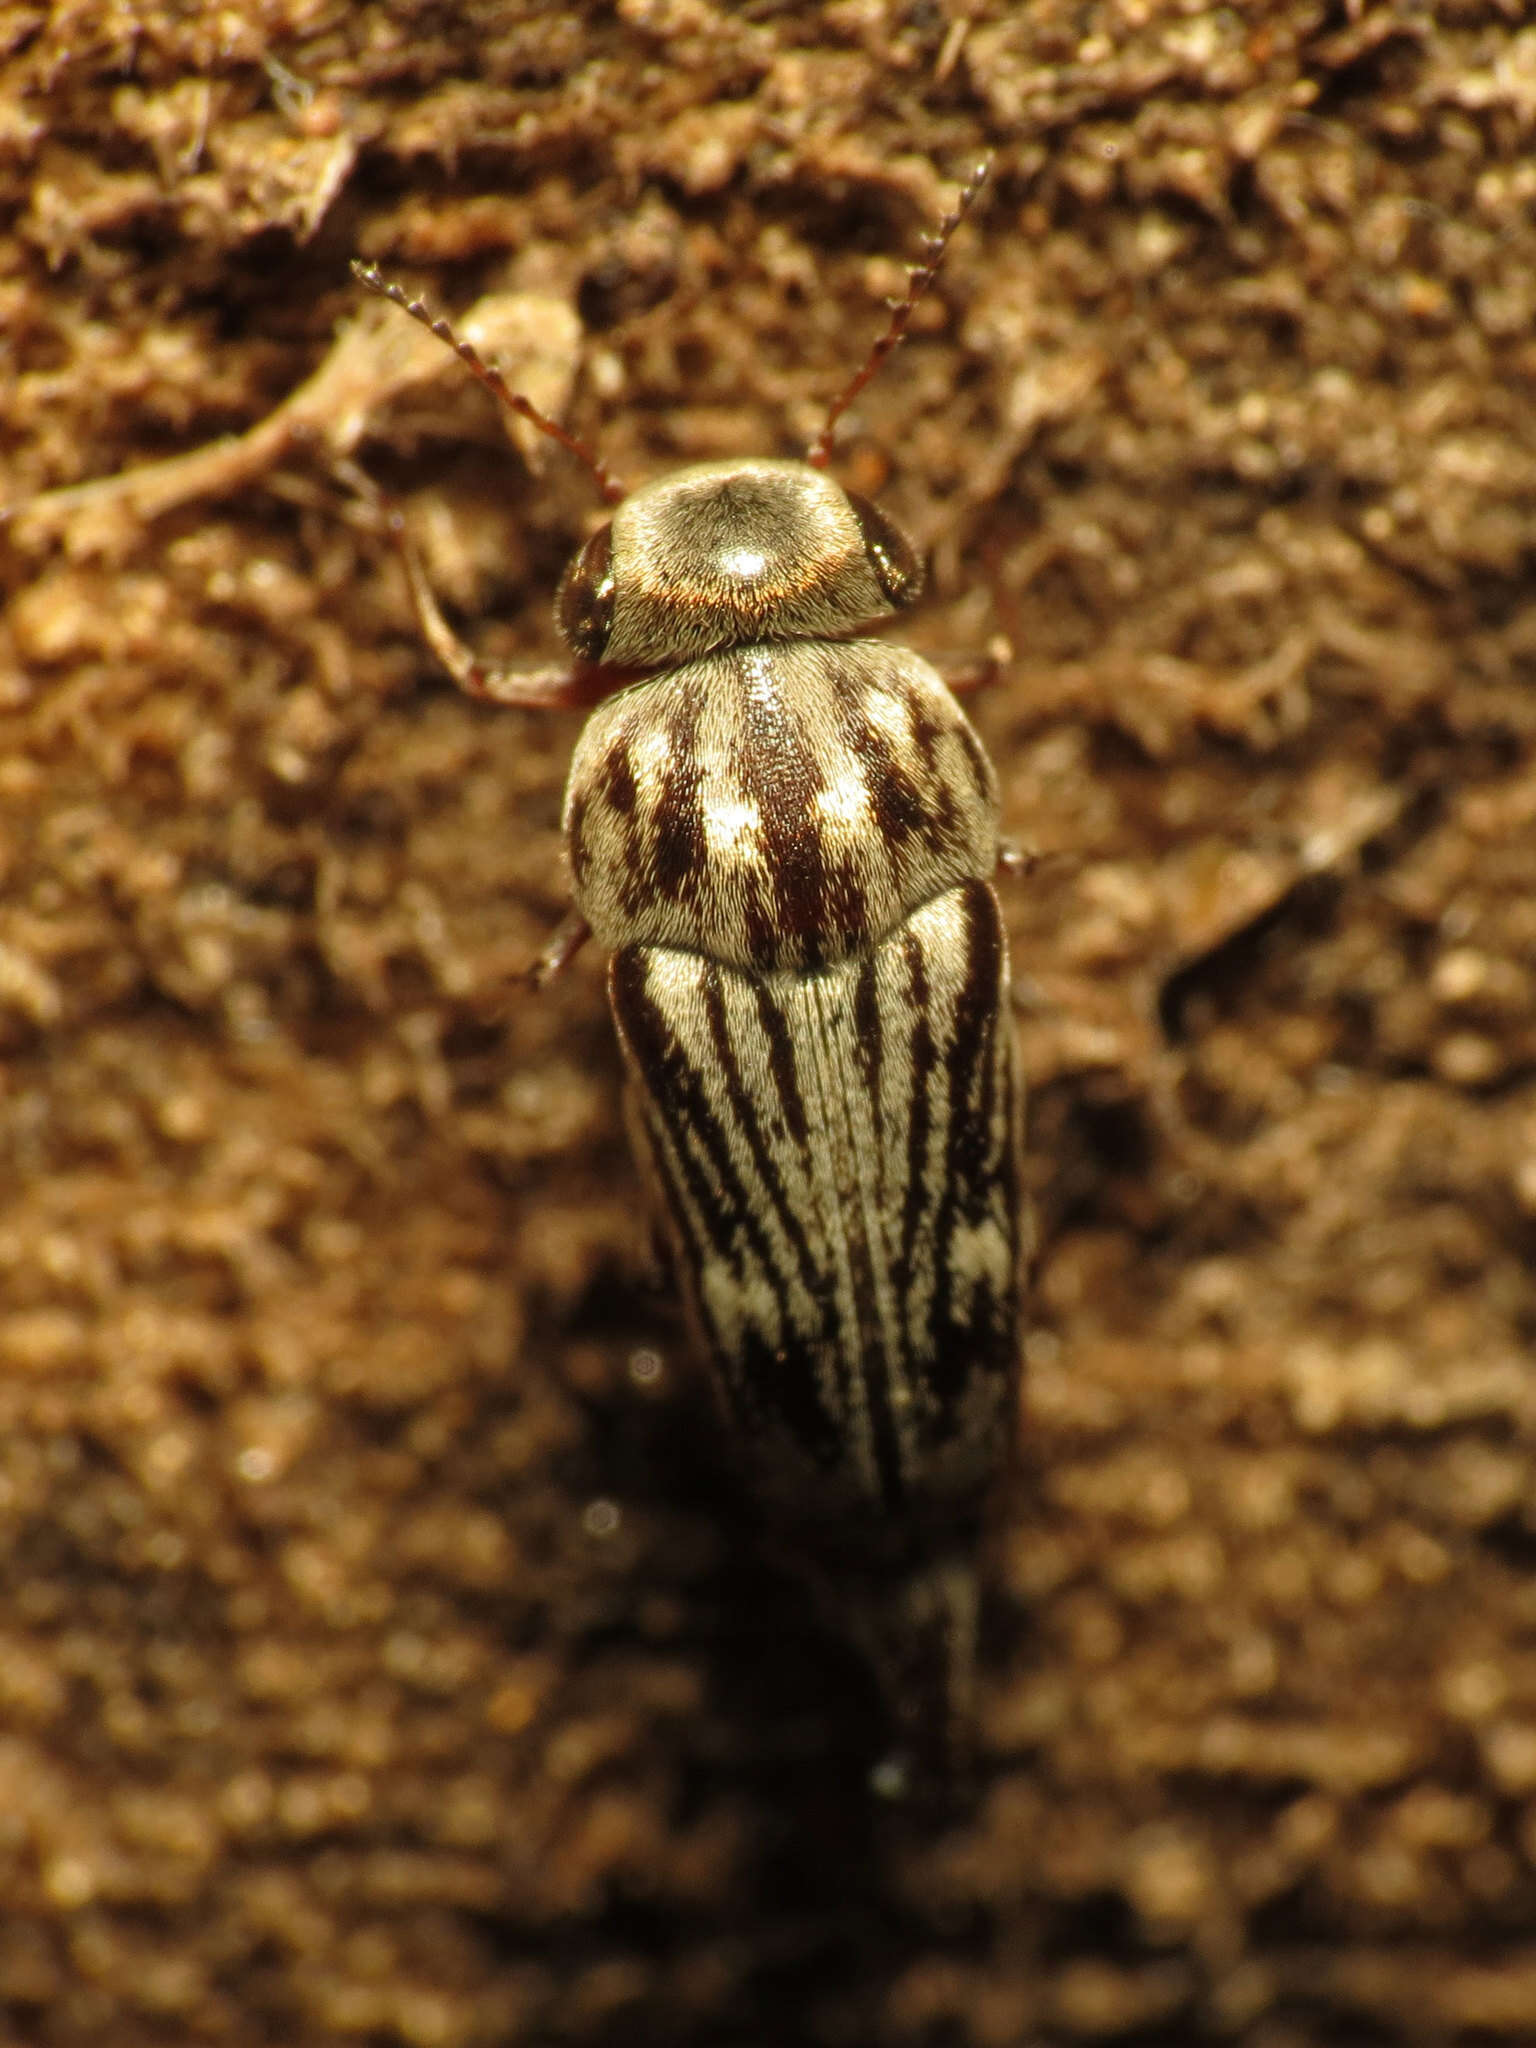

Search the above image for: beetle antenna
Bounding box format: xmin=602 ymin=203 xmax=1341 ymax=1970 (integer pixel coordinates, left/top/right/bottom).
xmin=806 ymin=158 xmax=991 ymax=471
xmin=352 ymin=261 xmax=627 ymax=504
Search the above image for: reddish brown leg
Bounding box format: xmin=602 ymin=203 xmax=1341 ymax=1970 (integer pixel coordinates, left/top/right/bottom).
xmin=338 ymin=466 xmax=607 ymax=998
xmin=529 ymin=909 xmax=592 ymax=990
xmin=339 ymin=460 xmax=614 ymax=710
xmin=935 ymin=633 xmax=1012 ymax=698
xmin=384 ymin=499 xmax=602 ymax=709
xmin=453 ymin=912 xmax=591 ymax=1024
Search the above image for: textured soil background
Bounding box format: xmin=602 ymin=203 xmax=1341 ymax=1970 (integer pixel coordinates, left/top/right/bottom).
xmin=4 ymin=2 xmax=1536 ymax=2043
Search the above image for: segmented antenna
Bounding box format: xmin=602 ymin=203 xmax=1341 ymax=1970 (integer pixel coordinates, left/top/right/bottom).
xmin=806 ymin=158 xmax=991 ymax=470
xmin=352 ymin=261 xmax=626 ymax=504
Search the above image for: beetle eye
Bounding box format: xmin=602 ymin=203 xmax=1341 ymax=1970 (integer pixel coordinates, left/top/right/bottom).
xmin=558 ymin=522 xmax=616 ymax=659
xmin=845 ymin=491 xmax=923 ymax=609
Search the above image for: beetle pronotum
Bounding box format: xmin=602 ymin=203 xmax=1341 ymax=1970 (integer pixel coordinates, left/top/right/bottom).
xmin=356 ymin=164 xmax=1025 ymax=1779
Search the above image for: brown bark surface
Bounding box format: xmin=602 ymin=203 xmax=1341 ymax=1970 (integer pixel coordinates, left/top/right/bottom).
xmin=4 ymin=3 xmax=1536 ymax=2042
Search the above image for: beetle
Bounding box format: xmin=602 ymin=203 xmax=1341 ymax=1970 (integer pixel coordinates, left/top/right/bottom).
xmin=355 ymin=164 xmax=1024 ymax=1776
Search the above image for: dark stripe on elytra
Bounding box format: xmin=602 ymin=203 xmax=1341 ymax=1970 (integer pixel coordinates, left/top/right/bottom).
xmin=751 ymin=964 xmax=885 ymax=1498
xmin=588 ymin=716 xmax=644 ymax=922
xmin=744 ymin=976 xmax=855 ymax=1392
xmin=611 ymin=949 xmax=846 ymax=1460
xmin=908 ymin=697 xmax=942 ymax=772
xmin=631 ymin=1085 xmax=713 ymax=1308
xmin=919 ymin=889 xmax=984 ymax=1378
xmin=700 ymin=970 xmax=827 ymax=1348
xmin=645 ymin=691 xmax=706 ymax=908
xmin=925 ymin=882 xmax=1007 ymax=1414
xmin=598 ymin=735 xmax=637 ymax=815
xmin=752 ymin=977 xmax=809 ymax=1150
xmin=735 ymin=652 xmax=837 ymax=960
xmin=965 ymin=979 xmax=1023 ymax=1431
xmin=893 ymin=922 xmax=937 ymax=1340
xmin=850 ymin=947 xmax=904 ymax=1499
xmin=852 ymin=952 xmax=884 ymax=1115
xmin=824 ymin=847 xmax=872 ymax=963
xmin=775 ymin=959 xmax=903 ymax=1512
xmin=945 ymin=882 xmax=1005 ymax=1194
xmin=844 ymin=710 xmax=930 ymax=848
xmin=618 ymin=970 xmax=745 ymax=1294
xmin=921 ymin=763 xmax=962 ymax=857
xmin=609 ymin=951 xmax=778 ymax=1297
xmin=840 ymin=702 xmax=981 ymax=913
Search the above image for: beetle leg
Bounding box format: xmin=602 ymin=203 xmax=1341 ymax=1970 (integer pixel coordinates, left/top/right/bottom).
xmin=453 ymin=913 xmax=591 ymax=1025
xmin=934 ymin=634 xmax=1012 ymax=698
xmin=386 ymin=500 xmax=603 ymax=709
xmin=341 ymin=460 xmax=609 ymax=709
xmin=528 ymin=908 xmax=592 ymax=989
